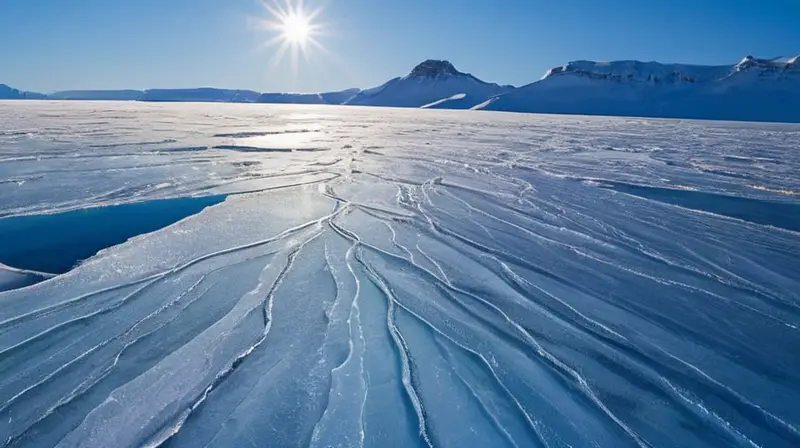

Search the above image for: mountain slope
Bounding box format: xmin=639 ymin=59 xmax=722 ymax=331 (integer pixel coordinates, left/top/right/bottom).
xmin=320 ymin=88 xmax=362 ymax=105
xmin=138 ymin=88 xmax=262 ymax=103
xmin=257 ymin=92 xmax=325 ymax=104
xmin=344 ymin=60 xmax=512 ymax=109
xmin=475 ymin=55 xmax=800 ymax=123
xmin=48 ymin=90 xmax=145 ymax=101
xmin=4 ymin=55 xmax=799 ymax=123
xmin=257 ymin=88 xmax=361 ymax=105
xmin=0 ymin=84 xmax=46 ymax=100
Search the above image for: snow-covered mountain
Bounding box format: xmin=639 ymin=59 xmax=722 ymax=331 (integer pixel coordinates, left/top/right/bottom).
xmin=0 ymin=84 xmax=46 ymax=100
xmin=3 ymin=55 xmax=799 ymax=122
xmin=475 ymin=55 xmax=800 ymax=123
xmin=138 ymin=88 xmax=262 ymax=103
xmin=344 ymin=60 xmax=513 ymax=109
xmin=257 ymin=88 xmax=361 ymax=105
xmin=48 ymin=90 xmax=145 ymax=101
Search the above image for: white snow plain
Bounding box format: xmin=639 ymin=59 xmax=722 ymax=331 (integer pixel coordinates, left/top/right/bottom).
xmin=0 ymin=101 xmax=799 ymax=448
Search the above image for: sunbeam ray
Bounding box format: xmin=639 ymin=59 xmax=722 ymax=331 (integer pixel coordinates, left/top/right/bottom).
xmin=252 ymin=0 xmax=327 ymax=77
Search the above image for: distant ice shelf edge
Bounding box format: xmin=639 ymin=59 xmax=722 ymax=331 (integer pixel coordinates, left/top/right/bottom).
xmin=2 ymin=55 xmax=799 ymax=123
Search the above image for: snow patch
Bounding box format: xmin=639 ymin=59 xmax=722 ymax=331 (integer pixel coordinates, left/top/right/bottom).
xmin=421 ymin=93 xmax=467 ymax=109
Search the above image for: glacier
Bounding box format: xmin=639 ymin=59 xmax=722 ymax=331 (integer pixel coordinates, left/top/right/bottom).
xmin=0 ymin=100 xmax=799 ymax=448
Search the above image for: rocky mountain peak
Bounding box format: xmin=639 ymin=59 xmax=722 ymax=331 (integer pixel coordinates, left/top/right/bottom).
xmin=408 ymin=60 xmax=462 ymax=78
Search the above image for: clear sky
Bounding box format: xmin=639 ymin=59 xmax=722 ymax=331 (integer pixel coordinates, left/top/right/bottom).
xmin=1 ymin=0 xmax=798 ymax=93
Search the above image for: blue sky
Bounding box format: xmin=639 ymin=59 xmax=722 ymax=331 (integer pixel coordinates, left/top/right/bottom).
xmin=1 ymin=0 xmax=798 ymax=93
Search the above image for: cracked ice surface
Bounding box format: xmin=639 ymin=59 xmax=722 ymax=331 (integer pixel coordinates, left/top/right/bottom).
xmin=1 ymin=101 xmax=799 ymax=448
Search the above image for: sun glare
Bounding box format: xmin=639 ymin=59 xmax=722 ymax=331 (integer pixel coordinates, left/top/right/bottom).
xmin=252 ymin=0 xmax=326 ymax=72
xmin=282 ymin=14 xmax=311 ymax=43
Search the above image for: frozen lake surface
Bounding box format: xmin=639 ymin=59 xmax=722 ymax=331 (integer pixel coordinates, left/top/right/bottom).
xmin=0 ymin=101 xmax=799 ymax=447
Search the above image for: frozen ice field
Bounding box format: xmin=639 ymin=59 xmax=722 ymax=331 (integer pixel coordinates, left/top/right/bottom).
xmin=0 ymin=101 xmax=798 ymax=447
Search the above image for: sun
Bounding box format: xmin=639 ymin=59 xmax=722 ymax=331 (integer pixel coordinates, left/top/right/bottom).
xmin=252 ymin=0 xmax=327 ymax=71
xmin=282 ymin=13 xmax=311 ymax=44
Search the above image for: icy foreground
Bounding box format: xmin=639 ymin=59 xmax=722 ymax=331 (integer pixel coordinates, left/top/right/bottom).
xmin=0 ymin=101 xmax=799 ymax=448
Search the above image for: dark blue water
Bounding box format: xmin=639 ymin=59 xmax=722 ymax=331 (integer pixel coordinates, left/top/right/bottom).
xmin=0 ymin=195 xmax=226 ymax=275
